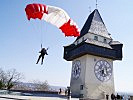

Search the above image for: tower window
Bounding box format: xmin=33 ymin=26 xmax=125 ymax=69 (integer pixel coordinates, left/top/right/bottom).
xmin=94 ymin=36 xmax=98 ymax=41
xmin=80 ymin=94 xmax=84 ymax=98
xmin=80 ymin=85 xmax=83 ymax=90
xmin=77 ymin=40 xmax=79 ymax=44
xmin=104 ymin=38 xmax=107 ymax=43
xmin=82 ymin=37 xmax=84 ymax=41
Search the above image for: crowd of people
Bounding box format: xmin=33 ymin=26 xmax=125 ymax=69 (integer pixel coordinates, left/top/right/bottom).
xmin=58 ymin=88 xmax=126 ymax=100
xmin=106 ymin=93 xmax=125 ymax=100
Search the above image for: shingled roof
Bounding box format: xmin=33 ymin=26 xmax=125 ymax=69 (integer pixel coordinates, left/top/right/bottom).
xmin=77 ymin=9 xmax=111 ymax=40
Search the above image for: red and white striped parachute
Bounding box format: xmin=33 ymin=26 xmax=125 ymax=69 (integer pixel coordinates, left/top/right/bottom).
xmin=25 ymin=3 xmax=80 ymax=37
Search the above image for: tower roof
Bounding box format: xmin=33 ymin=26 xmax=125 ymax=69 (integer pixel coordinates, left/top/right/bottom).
xmin=77 ymin=9 xmax=111 ymax=40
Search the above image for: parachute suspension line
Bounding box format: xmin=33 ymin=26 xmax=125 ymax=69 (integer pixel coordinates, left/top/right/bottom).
xmin=40 ymin=20 xmax=43 ymax=48
xmin=31 ymin=20 xmax=41 ymax=45
xmin=32 ymin=21 xmax=38 ymax=35
xmin=41 ymin=43 xmax=42 ymax=49
xmin=40 ymin=19 xmax=47 ymax=49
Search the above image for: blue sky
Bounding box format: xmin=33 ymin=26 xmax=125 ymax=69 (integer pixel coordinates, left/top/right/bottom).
xmin=0 ymin=0 xmax=133 ymax=93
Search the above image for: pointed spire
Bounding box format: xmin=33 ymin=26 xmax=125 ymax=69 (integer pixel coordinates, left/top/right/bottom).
xmin=77 ymin=9 xmax=111 ymax=40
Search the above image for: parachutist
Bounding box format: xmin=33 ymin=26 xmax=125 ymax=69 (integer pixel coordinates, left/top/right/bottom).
xmin=36 ymin=48 xmax=48 ymax=65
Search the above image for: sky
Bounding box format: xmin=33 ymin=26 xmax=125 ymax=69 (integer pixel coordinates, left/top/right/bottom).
xmin=0 ymin=0 xmax=133 ymax=93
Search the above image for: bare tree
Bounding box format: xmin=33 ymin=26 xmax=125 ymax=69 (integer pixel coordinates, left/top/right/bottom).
xmin=0 ymin=68 xmax=6 ymax=89
xmin=32 ymin=80 xmax=49 ymax=91
xmin=0 ymin=68 xmax=24 ymax=90
xmin=12 ymin=83 xmax=31 ymax=90
xmin=5 ymin=69 xmax=24 ymax=90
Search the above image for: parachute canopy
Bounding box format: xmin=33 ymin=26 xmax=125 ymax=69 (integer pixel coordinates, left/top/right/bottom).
xmin=25 ymin=3 xmax=80 ymax=37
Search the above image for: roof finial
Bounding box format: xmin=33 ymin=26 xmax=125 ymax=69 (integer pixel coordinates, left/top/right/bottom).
xmin=89 ymin=6 xmax=91 ymax=13
xmin=96 ymin=0 xmax=98 ymax=9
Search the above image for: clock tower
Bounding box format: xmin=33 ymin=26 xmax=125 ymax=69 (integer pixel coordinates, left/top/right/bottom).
xmin=64 ymin=9 xmax=123 ymax=100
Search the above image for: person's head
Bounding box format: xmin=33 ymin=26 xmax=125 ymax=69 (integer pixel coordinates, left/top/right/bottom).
xmin=42 ymin=48 xmax=46 ymax=50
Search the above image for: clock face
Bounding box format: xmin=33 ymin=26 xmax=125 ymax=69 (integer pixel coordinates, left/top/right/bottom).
xmin=72 ymin=60 xmax=81 ymax=79
xmin=94 ymin=60 xmax=112 ymax=82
